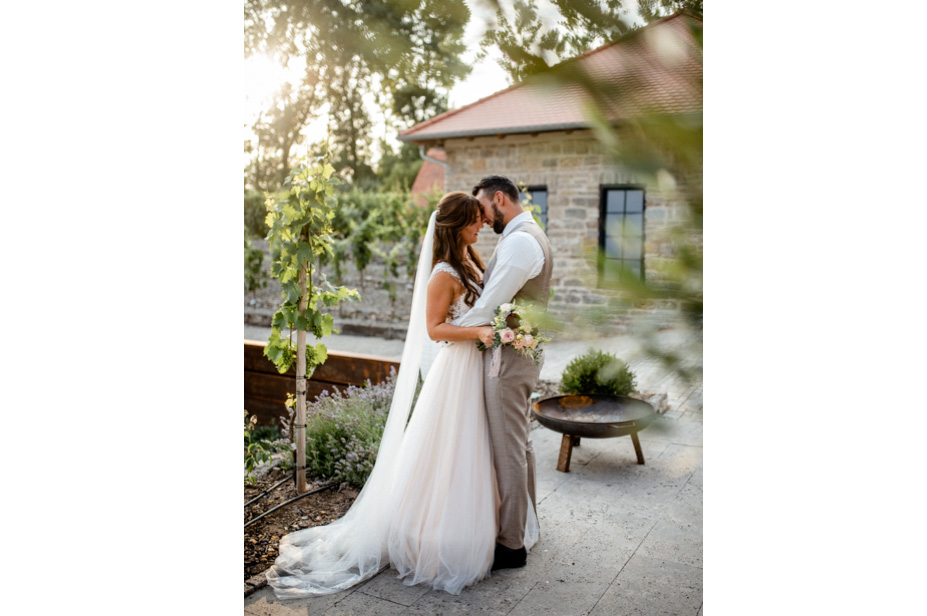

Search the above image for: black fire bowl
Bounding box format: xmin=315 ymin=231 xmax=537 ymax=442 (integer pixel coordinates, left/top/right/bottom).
xmin=533 ymin=394 xmax=657 ymax=471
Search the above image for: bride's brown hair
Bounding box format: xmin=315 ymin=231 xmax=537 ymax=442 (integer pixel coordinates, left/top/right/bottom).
xmin=432 ymin=191 xmax=486 ymax=307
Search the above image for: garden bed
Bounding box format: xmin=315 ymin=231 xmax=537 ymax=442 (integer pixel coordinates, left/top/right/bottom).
xmin=244 ymin=468 xmax=359 ymax=583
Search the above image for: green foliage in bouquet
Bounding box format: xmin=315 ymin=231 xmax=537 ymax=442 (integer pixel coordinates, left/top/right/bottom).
xmin=477 ymin=302 xmax=552 ymax=366
xmin=559 ymin=349 xmax=636 ymax=396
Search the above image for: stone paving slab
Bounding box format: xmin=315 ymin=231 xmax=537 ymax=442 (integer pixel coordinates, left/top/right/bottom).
xmin=509 ymin=580 xmax=617 ymax=616
xmin=588 ymin=554 xmax=703 ymax=616
xmin=355 ymin=571 xmax=431 ymax=607
xmin=686 ymin=465 xmax=703 ymax=491
xmin=637 ymin=517 xmax=703 ymax=570
xmin=245 ymin=585 xmax=351 ymax=615
xmin=326 ymin=591 xmax=409 ymax=615
xmin=401 ymin=587 xmax=517 ymax=616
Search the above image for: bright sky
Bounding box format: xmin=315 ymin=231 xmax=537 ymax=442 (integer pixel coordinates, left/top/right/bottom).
xmin=243 ymin=0 xmax=643 ymax=166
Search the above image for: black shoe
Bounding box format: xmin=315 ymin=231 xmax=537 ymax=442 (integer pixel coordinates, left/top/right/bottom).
xmin=491 ymin=542 xmax=527 ymax=571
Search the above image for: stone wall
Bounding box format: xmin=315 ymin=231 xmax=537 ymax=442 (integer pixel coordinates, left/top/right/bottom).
xmin=443 ymin=129 xmax=698 ymax=332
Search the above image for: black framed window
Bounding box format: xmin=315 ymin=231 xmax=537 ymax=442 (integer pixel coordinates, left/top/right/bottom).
xmin=521 ymin=186 xmax=547 ymax=229
xmin=599 ymin=186 xmax=645 ymax=284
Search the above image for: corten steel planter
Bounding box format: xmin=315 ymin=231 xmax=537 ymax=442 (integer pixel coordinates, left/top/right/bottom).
xmin=244 ymin=340 xmax=400 ymax=426
xmin=533 ymin=394 xmax=657 ymax=472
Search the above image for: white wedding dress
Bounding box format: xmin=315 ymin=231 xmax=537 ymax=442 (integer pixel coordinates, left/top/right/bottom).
xmin=266 ymin=212 xmax=538 ymax=599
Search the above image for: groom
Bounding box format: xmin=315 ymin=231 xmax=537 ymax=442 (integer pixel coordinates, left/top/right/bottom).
xmin=454 ymin=175 xmax=553 ymax=570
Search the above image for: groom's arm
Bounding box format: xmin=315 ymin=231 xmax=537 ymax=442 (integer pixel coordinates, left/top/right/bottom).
xmin=453 ymin=232 xmax=544 ymax=327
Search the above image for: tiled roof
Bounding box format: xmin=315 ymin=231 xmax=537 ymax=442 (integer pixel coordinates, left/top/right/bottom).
xmin=398 ymin=11 xmax=702 ymax=143
xmin=410 ymin=147 xmax=446 ymax=206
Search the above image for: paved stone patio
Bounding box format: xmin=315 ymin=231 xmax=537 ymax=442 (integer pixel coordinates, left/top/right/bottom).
xmin=245 ymin=326 xmax=702 ymax=615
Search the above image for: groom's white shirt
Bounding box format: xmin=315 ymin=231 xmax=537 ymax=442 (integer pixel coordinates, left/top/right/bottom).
xmin=453 ymin=211 xmax=545 ymax=327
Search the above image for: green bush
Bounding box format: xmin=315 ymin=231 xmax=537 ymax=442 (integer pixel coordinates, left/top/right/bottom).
xmin=244 ymin=230 xmax=267 ymax=295
xmin=559 ymin=349 xmax=637 ymax=396
xmin=244 ymin=190 xmax=267 ymax=238
xmin=244 ymin=411 xmax=292 ymax=484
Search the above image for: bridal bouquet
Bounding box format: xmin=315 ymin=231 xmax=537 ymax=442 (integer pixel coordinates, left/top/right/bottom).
xmin=477 ymin=301 xmax=552 ymax=376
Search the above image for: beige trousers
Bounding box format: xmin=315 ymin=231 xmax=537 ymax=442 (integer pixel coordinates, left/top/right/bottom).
xmin=483 ymin=345 xmax=539 ymax=549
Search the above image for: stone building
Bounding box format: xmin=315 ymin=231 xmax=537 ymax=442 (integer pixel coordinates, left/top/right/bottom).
xmin=398 ymin=11 xmax=702 ymax=332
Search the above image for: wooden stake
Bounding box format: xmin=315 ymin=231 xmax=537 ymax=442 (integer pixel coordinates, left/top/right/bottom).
xmin=295 ymin=263 xmax=308 ymax=494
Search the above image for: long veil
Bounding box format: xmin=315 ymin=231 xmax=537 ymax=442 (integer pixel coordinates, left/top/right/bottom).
xmin=266 ymin=211 xmax=438 ymax=599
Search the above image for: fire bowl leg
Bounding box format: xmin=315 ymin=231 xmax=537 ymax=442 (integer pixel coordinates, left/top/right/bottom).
xmin=630 ymin=431 xmax=645 ymax=465
xmin=557 ymin=434 xmax=574 ymax=472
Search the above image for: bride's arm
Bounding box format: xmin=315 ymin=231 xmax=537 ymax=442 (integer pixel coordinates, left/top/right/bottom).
xmin=426 ymin=272 xmax=494 ymax=345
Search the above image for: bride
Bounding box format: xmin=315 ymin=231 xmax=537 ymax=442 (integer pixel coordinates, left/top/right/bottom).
xmin=267 ymin=192 xmax=539 ymax=599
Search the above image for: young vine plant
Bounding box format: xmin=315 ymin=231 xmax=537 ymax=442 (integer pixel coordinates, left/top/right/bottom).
xmin=263 ymin=153 xmax=360 ymax=376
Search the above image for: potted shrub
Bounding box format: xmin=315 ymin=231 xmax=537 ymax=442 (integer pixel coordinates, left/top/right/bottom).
xmin=558 ymin=349 xmax=636 ymax=397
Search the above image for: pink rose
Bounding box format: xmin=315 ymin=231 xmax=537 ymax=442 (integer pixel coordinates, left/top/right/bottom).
xmin=500 ymin=328 xmax=516 ymax=344
xmin=524 ymin=334 xmax=535 ymax=349
xmin=514 ymin=337 xmax=527 ymax=350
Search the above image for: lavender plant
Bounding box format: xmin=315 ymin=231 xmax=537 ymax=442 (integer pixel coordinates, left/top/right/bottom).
xmin=302 ymin=371 xmax=395 ymax=488
xmin=300 ymin=368 xmax=422 ymax=488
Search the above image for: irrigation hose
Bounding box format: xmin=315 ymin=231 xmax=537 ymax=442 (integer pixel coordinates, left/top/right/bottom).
xmin=244 ymin=482 xmax=338 ymax=529
xmin=244 ymin=475 xmax=291 ymax=508
xmin=244 ymin=457 xmax=311 ymax=509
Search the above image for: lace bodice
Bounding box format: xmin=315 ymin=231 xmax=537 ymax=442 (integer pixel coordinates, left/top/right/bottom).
xmin=429 ymin=262 xmax=481 ymax=322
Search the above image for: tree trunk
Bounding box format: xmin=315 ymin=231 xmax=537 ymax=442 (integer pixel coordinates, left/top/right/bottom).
xmin=280 ymin=138 xmax=292 ymax=185
xmin=295 ymin=263 xmax=308 ymax=494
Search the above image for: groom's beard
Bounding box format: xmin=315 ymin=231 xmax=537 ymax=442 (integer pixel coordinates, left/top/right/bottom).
xmin=492 ymin=203 xmax=505 ymax=234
